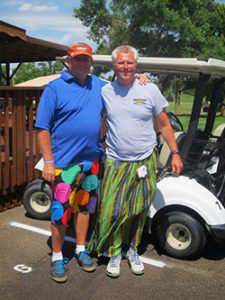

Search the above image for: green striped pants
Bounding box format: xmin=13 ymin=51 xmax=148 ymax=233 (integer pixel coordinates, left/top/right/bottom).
xmin=88 ymin=148 xmax=158 ymax=257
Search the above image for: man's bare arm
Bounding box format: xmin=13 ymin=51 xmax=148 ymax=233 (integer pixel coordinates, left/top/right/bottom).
xmin=155 ymin=110 xmax=183 ymax=175
xmin=37 ymin=129 xmax=55 ymax=183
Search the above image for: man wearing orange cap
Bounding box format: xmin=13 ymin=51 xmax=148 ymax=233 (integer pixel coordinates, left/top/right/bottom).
xmin=35 ymin=42 xmax=149 ymax=283
xmin=36 ymin=43 xmax=105 ymax=282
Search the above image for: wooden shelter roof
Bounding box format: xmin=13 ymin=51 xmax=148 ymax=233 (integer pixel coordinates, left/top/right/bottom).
xmin=0 ymin=21 xmax=68 ymax=63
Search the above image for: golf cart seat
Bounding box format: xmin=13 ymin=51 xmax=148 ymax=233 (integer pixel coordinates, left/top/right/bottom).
xmin=210 ymin=123 xmax=225 ymax=141
xmin=158 ymin=131 xmax=186 ymax=169
xmin=210 ymin=123 xmax=225 ymax=175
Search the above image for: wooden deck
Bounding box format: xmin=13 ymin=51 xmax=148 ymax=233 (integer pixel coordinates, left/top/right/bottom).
xmin=0 ymin=87 xmax=43 ymax=210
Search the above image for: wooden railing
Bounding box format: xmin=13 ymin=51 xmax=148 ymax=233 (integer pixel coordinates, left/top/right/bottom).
xmin=0 ymin=87 xmax=44 ymax=210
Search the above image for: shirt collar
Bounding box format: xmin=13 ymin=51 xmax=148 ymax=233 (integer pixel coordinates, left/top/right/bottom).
xmin=61 ymin=70 xmax=90 ymax=86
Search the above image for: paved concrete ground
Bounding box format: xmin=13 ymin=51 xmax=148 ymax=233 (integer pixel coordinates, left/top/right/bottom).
xmin=1 ymin=206 xmax=225 ymax=300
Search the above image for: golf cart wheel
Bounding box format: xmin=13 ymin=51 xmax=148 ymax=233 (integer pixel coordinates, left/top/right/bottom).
xmin=23 ymin=179 xmax=52 ymax=220
xmin=154 ymin=211 xmax=207 ymax=259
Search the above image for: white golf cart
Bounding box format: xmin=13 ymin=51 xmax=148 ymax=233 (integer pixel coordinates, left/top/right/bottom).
xmin=23 ymin=56 xmax=225 ymax=259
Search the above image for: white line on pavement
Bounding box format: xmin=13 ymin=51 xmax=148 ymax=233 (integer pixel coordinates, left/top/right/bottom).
xmin=140 ymin=256 xmax=166 ymax=268
xmin=10 ymin=221 xmax=168 ymax=268
xmin=10 ymin=221 xmax=76 ymax=243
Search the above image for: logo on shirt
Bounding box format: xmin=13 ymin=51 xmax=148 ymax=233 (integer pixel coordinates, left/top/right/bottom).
xmin=133 ymin=98 xmax=147 ymax=105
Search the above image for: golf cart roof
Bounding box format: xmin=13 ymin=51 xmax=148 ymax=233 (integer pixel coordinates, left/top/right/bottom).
xmin=56 ymin=55 xmax=225 ymax=78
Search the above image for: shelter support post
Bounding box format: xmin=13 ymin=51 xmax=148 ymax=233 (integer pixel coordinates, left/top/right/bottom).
xmin=6 ymin=63 xmax=10 ymax=86
xmin=0 ymin=64 xmax=2 ymax=86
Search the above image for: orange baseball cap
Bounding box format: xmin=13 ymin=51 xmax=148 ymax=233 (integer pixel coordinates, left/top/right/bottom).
xmin=67 ymin=43 xmax=92 ymax=58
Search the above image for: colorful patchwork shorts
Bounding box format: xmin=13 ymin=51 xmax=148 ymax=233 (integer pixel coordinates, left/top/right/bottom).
xmin=51 ymin=159 xmax=100 ymax=226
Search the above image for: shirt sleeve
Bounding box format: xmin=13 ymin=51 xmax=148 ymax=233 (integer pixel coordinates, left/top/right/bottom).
xmin=150 ymin=83 xmax=168 ymax=116
xmin=35 ymin=84 xmax=57 ymax=131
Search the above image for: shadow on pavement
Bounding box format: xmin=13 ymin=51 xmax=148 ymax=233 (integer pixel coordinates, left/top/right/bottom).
xmin=202 ymin=238 xmax=225 ymax=260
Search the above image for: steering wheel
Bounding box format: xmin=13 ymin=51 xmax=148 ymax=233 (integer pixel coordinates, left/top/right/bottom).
xmin=167 ymin=112 xmax=184 ymax=132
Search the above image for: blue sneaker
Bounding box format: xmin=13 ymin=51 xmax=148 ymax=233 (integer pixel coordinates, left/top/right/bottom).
xmin=51 ymin=258 xmax=69 ymax=283
xmin=75 ymin=250 xmax=96 ymax=272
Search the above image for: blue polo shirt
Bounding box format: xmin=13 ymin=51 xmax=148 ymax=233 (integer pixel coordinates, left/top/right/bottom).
xmin=35 ymin=70 xmax=106 ymax=168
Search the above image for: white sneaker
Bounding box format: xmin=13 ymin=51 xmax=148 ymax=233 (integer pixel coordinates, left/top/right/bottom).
xmin=106 ymin=254 xmax=122 ymax=278
xmin=126 ymin=248 xmax=144 ymax=275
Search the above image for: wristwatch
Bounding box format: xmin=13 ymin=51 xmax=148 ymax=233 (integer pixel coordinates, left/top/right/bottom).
xmin=171 ymin=150 xmax=179 ymax=155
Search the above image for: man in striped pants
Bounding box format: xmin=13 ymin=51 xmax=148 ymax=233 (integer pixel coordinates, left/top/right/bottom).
xmin=88 ymin=45 xmax=183 ymax=278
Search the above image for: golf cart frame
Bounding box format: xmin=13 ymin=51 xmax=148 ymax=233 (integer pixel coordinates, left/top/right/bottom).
xmin=23 ymin=56 xmax=225 ymax=259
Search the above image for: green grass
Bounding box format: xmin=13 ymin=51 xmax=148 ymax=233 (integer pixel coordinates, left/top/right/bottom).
xmin=167 ymin=93 xmax=225 ymax=132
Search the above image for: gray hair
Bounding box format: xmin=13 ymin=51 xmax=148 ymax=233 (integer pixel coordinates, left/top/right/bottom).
xmin=111 ymin=45 xmax=139 ymax=65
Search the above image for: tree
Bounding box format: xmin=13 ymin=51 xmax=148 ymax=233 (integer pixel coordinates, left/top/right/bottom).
xmin=74 ymin=0 xmax=225 ymax=58
xmin=12 ymin=61 xmax=64 ymax=85
xmin=0 ymin=64 xmax=7 ymax=86
xmin=74 ymin=0 xmax=225 ymax=113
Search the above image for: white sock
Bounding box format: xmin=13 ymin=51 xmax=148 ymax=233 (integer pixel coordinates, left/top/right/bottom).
xmin=52 ymin=251 xmax=63 ymax=262
xmin=75 ymin=245 xmax=85 ymax=255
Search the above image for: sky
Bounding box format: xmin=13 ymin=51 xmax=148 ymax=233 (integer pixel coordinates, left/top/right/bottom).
xmin=1 ymin=0 xmax=97 ymax=49
xmin=1 ymin=0 xmax=225 ymax=52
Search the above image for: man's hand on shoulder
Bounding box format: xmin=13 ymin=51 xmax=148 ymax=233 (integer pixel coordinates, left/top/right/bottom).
xmin=136 ymin=73 xmax=151 ymax=85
